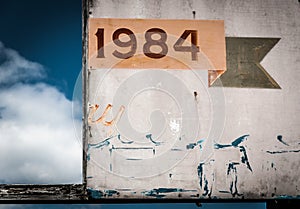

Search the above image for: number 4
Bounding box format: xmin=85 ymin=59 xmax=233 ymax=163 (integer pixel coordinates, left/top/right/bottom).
xmin=173 ymin=30 xmax=200 ymax=61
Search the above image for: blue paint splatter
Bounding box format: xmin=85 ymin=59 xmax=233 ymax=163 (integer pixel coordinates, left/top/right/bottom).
xmin=171 ymin=148 xmax=183 ymax=151
xmin=197 ymin=163 xmax=212 ymax=197
xmin=112 ymin=146 xmax=153 ymax=150
xmin=126 ymin=158 xmax=142 ymax=161
xmin=277 ymin=135 xmax=289 ymax=146
xmin=276 ymin=195 xmax=300 ymax=199
xmin=227 ymin=162 xmax=239 ymax=175
xmin=203 ymin=179 xmax=209 ymax=196
xmin=186 ymin=139 xmax=206 ymax=150
xmin=117 ymin=134 xmax=134 ymax=144
xmin=87 ymin=189 xmax=120 ymax=199
xmin=143 ymin=188 xmax=197 ymax=198
xmin=227 ymin=162 xmax=241 ymax=197
xmin=146 ymin=134 xmax=161 ymax=145
xmin=109 ymin=147 xmax=112 ymax=156
xmin=144 ymin=192 xmax=166 ymax=198
xmin=87 ymin=136 xmax=113 ymax=161
xmin=192 ymin=135 xmax=252 ymax=197
xmin=214 ymin=143 xmax=231 ymax=149
xmin=197 ymin=163 xmax=204 ymax=188
xmin=89 ymin=136 xmax=113 ymax=149
xmin=219 ymin=190 xmax=230 ymax=194
xmin=267 ymin=149 xmax=300 ymax=154
xmin=231 ymin=134 xmax=249 ymax=147
xmin=87 ymin=189 xmax=104 ymax=199
xmin=104 ymin=190 xmax=120 ymax=197
xmin=214 ymin=135 xmax=252 ymax=172
xmin=239 ymin=146 xmax=253 ymax=172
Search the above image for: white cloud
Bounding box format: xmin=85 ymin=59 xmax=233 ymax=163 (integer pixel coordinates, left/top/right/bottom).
xmin=0 ymin=42 xmax=45 ymax=86
xmin=0 ymin=42 xmax=82 ymax=184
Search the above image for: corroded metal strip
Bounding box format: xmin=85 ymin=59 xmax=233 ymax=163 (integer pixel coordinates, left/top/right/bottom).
xmin=212 ymin=37 xmax=281 ymax=89
xmin=0 ymin=184 xmax=86 ymax=201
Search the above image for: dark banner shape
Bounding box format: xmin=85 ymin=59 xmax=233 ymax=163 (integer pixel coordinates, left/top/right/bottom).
xmin=213 ymin=37 xmax=281 ymax=89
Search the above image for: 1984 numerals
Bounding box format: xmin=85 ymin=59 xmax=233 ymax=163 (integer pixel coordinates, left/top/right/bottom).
xmin=95 ymin=28 xmax=200 ymax=60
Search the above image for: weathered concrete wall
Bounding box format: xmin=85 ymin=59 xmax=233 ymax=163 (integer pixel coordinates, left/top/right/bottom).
xmin=85 ymin=0 xmax=300 ymax=200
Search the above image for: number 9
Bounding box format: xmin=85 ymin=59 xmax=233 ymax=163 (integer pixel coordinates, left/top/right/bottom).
xmin=112 ymin=28 xmax=137 ymax=59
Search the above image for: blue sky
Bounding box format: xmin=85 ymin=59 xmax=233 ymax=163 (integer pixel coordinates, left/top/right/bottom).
xmin=0 ymin=0 xmax=266 ymax=208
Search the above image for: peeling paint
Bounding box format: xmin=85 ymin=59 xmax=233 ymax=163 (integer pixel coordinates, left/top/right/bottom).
xmin=87 ymin=188 xmax=104 ymax=199
xmin=87 ymin=188 xmax=120 ymax=199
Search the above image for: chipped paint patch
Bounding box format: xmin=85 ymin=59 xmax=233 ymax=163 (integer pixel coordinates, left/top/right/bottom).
xmin=169 ymin=119 xmax=180 ymax=133
xmin=186 ymin=139 xmax=206 ymax=150
xmin=87 ymin=188 xmax=104 ymax=199
xmin=87 ymin=188 xmax=120 ymax=199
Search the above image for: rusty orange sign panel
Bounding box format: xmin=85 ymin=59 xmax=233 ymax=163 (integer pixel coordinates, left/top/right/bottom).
xmin=88 ymin=18 xmax=226 ymax=85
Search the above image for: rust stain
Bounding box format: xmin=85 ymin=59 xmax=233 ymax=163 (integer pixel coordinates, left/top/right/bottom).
xmin=88 ymin=104 xmax=125 ymax=126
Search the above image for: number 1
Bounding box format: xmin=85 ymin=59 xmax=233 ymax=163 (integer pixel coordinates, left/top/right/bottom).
xmin=95 ymin=28 xmax=105 ymax=58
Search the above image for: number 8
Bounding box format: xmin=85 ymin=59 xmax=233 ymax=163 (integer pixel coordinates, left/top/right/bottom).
xmin=143 ymin=28 xmax=168 ymax=59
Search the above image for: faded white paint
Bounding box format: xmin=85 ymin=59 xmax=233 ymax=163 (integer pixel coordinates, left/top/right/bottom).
xmin=85 ymin=0 xmax=300 ymax=199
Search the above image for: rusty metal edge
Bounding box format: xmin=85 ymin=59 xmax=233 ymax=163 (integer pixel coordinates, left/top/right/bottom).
xmin=0 ymin=184 xmax=85 ymax=201
xmin=82 ymin=0 xmax=89 ymax=196
xmin=1 ymin=186 xmax=299 ymax=205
